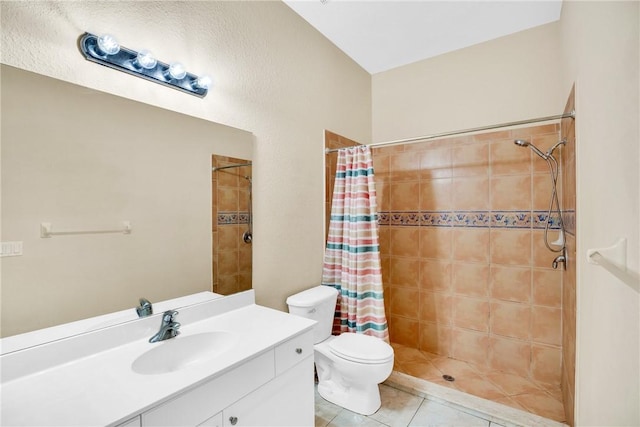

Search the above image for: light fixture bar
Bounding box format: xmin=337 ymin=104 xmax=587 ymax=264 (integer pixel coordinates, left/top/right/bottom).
xmin=79 ymin=32 xmax=209 ymax=98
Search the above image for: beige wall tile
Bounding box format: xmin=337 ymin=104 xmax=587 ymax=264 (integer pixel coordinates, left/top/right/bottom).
xmin=419 ymin=291 xmax=452 ymax=325
xmin=532 ymin=269 xmax=562 ymax=307
xmin=376 ymin=180 xmax=390 ymax=212
xmin=532 ymin=173 xmax=554 ymax=211
xmin=217 ymin=168 xmax=239 ymax=187
xmin=378 ymin=123 xmax=567 ymax=384
xmin=390 ymin=287 xmax=420 ymax=319
xmin=218 ymin=186 xmax=238 ymax=211
xmin=217 ymin=274 xmax=238 ymax=295
xmin=490 ymin=265 xmax=531 ymax=303
xmin=452 ymin=328 xmax=489 ymax=367
xmin=419 ymin=322 xmax=452 ymax=356
xmin=452 ymin=176 xmax=490 ymax=210
xmin=420 ymin=178 xmax=452 ymax=211
xmin=532 ymin=229 xmax=562 ymax=268
xmin=390 ymin=181 xmax=420 ymax=211
xmin=390 ymin=227 xmax=420 ymax=257
xmin=420 ymin=260 xmax=452 ymax=292
xmin=490 ymin=139 xmax=531 ymax=176
xmin=531 ymin=306 xmax=562 ymax=346
xmin=453 ymin=296 xmax=490 ymax=332
xmin=452 ymin=143 xmax=489 ymax=177
xmin=491 ymin=175 xmax=532 ymax=210
xmin=490 ymin=229 xmax=532 ymax=266
xmin=389 ymin=315 xmax=419 ymax=348
xmin=218 ymin=225 xmax=240 ymax=252
xmin=217 ymin=250 xmax=239 ymax=276
xmin=389 ymin=257 xmax=421 ymax=287
xmin=372 ymin=153 xmax=390 ymax=179
xmin=391 ymin=151 xmax=421 ymax=181
xmin=531 ymin=344 xmax=562 ymax=385
xmin=489 ymin=337 xmax=531 ymax=377
xmin=491 ymin=301 xmax=531 ymax=340
xmin=453 ymin=228 xmax=490 ymax=263
xmin=453 ymin=262 xmax=490 ymax=297
xmin=419 ymin=147 xmax=452 ymax=179
xmin=420 ymin=227 xmax=452 ymax=259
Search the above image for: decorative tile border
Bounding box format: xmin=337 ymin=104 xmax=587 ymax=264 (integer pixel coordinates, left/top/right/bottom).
xmin=218 ymin=211 xmax=250 ymax=225
xmin=453 ymin=211 xmax=491 ymax=228
xmin=378 ymin=211 xmax=561 ymax=229
xmin=490 ymin=211 xmax=531 ymax=228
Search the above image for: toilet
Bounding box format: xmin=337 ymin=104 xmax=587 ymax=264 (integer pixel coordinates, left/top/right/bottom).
xmin=286 ymin=285 xmax=394 ymax=415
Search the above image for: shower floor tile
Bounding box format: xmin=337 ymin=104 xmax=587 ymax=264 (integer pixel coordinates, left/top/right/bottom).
xmin=391 ymin=342 xmax=566 ymax=424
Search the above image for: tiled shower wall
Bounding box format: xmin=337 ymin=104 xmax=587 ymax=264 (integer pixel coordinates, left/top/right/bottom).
xmin=212 ymin=155 xmax=252 ymax=295
xmin=373 ymin=125 xmax=564 ymax=387
xmin=560 ymin=88 xmax=577 ymax=426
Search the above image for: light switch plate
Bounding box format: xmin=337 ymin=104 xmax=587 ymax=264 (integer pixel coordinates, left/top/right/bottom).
xmin=1 ymin=241 xmax=23 ymax=257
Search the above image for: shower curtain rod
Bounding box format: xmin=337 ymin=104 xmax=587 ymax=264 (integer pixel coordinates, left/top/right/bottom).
xmin=325 ymin=110 xmax=575 ymax=154
xmin=212 ymin=162 xmax=252 ymax=172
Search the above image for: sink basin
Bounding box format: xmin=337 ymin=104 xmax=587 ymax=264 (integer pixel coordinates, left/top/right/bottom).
xmin=132 ymin=331 xmax=238 ymax=375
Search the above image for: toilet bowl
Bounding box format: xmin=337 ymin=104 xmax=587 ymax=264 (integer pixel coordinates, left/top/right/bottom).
xmin=286 ymin=286 xmax=394 ymax=415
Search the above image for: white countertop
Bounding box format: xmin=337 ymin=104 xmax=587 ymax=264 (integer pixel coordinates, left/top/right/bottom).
xmin=0 ymin=291 xmax=315 ymax=426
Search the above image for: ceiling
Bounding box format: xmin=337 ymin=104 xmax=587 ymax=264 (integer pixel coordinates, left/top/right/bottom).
xmin=283 ymin=1 xmax=563 ymax=74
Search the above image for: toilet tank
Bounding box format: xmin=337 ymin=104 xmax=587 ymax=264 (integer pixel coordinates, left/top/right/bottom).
xmin=286 ymin=285 xmax=338 ymax=344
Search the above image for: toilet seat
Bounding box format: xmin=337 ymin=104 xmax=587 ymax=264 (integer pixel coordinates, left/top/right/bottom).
xmin=328 ymin=333 xmax=393 ymax=364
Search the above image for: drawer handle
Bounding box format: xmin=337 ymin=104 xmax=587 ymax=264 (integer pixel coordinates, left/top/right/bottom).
xmin=295 ymin=348 xmax=303 ymax=354
xmin=229 ymin=416 xmax=238 ymax=425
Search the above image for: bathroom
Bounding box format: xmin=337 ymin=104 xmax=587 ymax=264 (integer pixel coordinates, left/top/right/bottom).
xmin=1 ymin=1 xmax=638 ymax=427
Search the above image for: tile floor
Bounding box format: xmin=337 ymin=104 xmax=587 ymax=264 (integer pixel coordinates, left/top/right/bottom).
xmin=315 ymin=383 xmax=508 ymax=427
xmin=390 ymin=343 xmax=566 ymax=423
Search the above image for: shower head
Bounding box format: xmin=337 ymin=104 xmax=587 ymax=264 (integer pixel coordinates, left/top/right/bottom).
xmin=513 ymin=139 xmax=548 ymax=160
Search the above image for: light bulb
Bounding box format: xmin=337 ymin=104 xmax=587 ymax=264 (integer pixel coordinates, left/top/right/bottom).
xmin=97 ymin=34 xmax=120 ymax=56
xmin=134 ymin=50 xmax=157 ymax=70
xmin=194 ymin=75 xmax=212 ymax=90
xmin=167 ymin=62 xmax=187 ymax=80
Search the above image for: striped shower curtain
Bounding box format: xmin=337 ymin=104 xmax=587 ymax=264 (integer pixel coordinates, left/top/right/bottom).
xmin=322 ymin=146 xmax=389 ymax=342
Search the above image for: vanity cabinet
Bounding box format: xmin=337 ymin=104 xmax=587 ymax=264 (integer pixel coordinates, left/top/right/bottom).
xmin=222 ymin=357 xmax=313 ymax=426
xmin=140 ymin=330 xmax=314 ymax=427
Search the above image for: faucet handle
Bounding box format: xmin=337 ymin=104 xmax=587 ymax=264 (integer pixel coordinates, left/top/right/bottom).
xmin=162 ymin=310 xmax=179 ymax=322
xmin=136 ymin=298 xmax=153 ymax=318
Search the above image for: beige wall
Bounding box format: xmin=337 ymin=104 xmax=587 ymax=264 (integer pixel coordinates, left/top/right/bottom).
xmin=1 ymin=65 xmax=253 ymax=336
xmin=372 ymin=22 xmax=564 ymax=142
xmin=0 ymin=1 xmax=372 ymax=314
xmin=559 ymin=2 xmax=639 ymax=425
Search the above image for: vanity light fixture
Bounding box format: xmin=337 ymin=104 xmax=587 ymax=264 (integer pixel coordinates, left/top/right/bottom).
xmin=79 ymin=32 xmax=211 ymax=98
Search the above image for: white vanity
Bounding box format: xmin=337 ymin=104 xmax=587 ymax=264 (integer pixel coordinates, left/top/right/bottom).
xmin=0 ymin=291 xmax=316 ymax=426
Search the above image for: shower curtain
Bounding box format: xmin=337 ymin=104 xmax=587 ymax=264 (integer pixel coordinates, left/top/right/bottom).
xmin=322 ymin=146 xmax=389 ymax=342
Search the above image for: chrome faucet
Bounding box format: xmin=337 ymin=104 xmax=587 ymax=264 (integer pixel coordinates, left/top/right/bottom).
xmin=552 ymin=247 xmax=567 ymax=270
xmin=136 ymin=298 xmax=153 ymax=318
xmin=149 ymin=310 xmax=181 ymax=343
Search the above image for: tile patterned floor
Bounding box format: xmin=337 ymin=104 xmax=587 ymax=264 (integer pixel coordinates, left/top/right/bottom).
xmin=390 ymin=343 xmax=566 ymax=423
xmin=315 ymin=384 xmax=506 ymax=427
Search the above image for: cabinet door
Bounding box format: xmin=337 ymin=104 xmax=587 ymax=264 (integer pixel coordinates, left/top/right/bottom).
xmin=223 ymin=356 xmax=314 ymax=426
xmin=142 ymin=351 xmax=274 ymax=426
